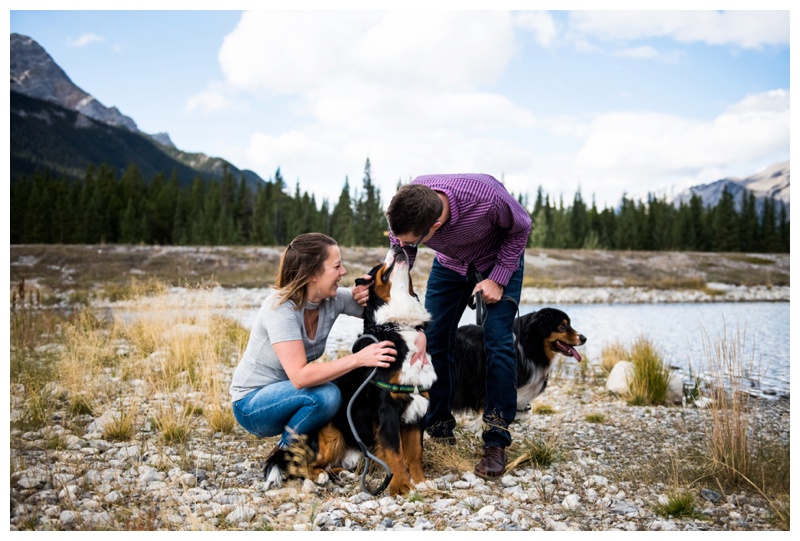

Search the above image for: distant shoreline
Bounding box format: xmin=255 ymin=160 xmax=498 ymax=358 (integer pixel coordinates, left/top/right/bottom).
xmin=95 ymin=284 xmax=789 ymax=314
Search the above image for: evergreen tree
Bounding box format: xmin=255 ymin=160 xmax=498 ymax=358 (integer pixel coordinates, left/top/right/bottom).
xmin=250 ymin=180 xmax=275 ymax=245
xmin=598 ymin=207 xmax=617 ymax=249
xmin=81 ymin=164 xmax=115 ymax=243
xmin=331 ymin=178 xmax=356 ymax=246
xmin=120 ymin=198 xmax=141 ymax=243
xmin=550 ymin=196 xmax=570 ymax=248
xmin=529 ymin=210 xmax=548 ymax=248
xmin=616 ymin=195 xmax=639 ymax=250
xmin=147 ymin=172 xmax=179 ymax=244
xmin=10 ymin=177 xmax=33 ymax=244
xmin=355 ymin=158 xmax=386 ymax=246
xmin=777 ymin=201 xmax=790 ymax=252
xmin=760 ymin=197 xmax=779 ymax=252
xmin=569 ymin=188 xmax=588 ymax=249
xmin=713 ymin=185 xmax=739 ymax=252
xmin=586 ymin=198 xmax=602 ymax=249
xmin=687 ymin=194 xmax=709 ymax=251
xmin=317 ymin=198 xmax=331 ymax=236
xmin=22 ymin=172 xmax=52 ymax=243
xmin=739 ymin=191 xmax=759 ymax=252
xmin=233 ymin=177 xmax=252 ymax=244
xmin=286 ymin=181 xmax=306 ymax=240
xmin=187 ymin=176 xmax=208 ymax=244
xmin=271 ymin=168 xmax=290 ymax=245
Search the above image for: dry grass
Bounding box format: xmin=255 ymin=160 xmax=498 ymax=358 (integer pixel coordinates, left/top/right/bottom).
xmin=699 ymin=325 xmax=789 ymax=527
xmin=625 ymin=337 xmax=671 ymax=406
xmin=600 ymin=340 xmax=628 ymax=375
xmin=10 ymin=276 xmax=248 ymax=452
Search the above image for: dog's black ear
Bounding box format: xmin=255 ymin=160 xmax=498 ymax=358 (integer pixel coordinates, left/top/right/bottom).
xmin=356 ymin=263 xmax=381 ymax=287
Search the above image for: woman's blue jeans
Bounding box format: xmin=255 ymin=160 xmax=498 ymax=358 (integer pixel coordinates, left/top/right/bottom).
xmin=424 ymin=255 xmax=523 ymax=448
xmin=232 ymin=380 xmax=341 ymax=448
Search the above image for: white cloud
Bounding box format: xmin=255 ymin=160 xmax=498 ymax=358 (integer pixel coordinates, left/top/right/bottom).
xmin=66 ymin=33 xmax=104 ymax=48
xmin=216 ymin=10 xmax=527 ymax=203
xmin=572 ymin=89 xmax=789 ymax=204
xmin=616 ymin=45 xmax=659 ymax=59
xmin=185 ymin=83 xmax=249 ymax=115
xmin=569 ymin=11 xmax=789 ymax=49
xmin=514 ymin=11 xmax=559 ymax=47
xmin=208 ymin=10 xmax=788 ymax=211
xmin=615 ymin=45 xmax=684 ymax=63
xmin=219 ymin=11 xmax=515 ymax=94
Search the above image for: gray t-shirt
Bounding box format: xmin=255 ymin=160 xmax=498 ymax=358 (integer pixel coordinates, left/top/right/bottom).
xmin=229 ymin=288 xmax=363 ymax=402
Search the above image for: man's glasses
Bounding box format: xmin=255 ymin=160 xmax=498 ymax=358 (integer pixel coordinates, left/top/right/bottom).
xmin=406 ymin=228 xmax=429 ymax=249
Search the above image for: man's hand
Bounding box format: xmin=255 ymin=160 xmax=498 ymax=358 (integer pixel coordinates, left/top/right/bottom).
xmin=409 ymin=331 xmax=428 ymax=365
xmin=472 ymin=278 xmax=503 ymax=304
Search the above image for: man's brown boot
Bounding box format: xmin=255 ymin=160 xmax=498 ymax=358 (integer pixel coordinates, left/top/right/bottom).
xmin=474 ymin=445 xmax=506 ymax=478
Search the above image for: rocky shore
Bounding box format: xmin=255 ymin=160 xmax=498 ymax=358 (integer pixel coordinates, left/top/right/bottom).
xmin=92 ymin=281 xmax=789 ymax=315
xmin=10 ymin=361 xmax=789 ymax=531
xmin=9 ymin=246 xmax=790 ymax=531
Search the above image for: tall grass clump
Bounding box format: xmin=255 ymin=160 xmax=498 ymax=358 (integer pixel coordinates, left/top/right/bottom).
xmin=625 ymin=337 xmax=671 ymax=406
xmin=600 ymin=340 xmax=628 ymax=375
xmin=700 ymin=325 xmax=789 ymax=527
xmin=59 ymin=308 xmax=117 ymax=404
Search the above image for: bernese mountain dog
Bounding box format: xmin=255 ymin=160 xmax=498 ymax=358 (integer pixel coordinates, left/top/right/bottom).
xmin=263 ymin=245 xmax=436 ymax=496
xmin=452 ymin=307 xmax=587 ymax=418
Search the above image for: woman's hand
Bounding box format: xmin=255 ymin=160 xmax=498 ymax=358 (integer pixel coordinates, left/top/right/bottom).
xmin=352 ymin=274 xmax=373 ymax=307
xmin=356 ymin=340 xmax=397 ymax=368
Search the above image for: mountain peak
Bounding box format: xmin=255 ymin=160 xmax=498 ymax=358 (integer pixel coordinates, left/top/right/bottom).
xmin=11 ymin=32 xmax=139 ymax=132
xmin=672 ymin=161 xmax=790 ymax=215
xmin=10 ymin=32 xmax=264 ymax=188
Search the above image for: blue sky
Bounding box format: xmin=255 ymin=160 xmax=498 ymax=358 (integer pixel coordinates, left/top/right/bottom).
xmin=7 ymin=4 xmax=792 ymax=209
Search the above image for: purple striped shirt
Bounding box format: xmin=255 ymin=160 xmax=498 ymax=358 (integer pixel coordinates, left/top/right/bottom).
xmin=390 ymin=174 xmax=532 ymax=287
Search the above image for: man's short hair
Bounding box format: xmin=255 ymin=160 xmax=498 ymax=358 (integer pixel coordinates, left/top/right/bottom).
xmin=387 ymin=184 xmax=443 ymax=237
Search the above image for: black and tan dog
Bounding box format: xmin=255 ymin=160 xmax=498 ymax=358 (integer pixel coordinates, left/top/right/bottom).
xmin=264 ymin=245 xmax=436 ymax=495
xmin=452 ymin=307 xmax=586 ymax=417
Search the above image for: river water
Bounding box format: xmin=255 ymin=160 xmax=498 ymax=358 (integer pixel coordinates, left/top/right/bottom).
xmin=242 ymin=301 xmax=789 ymax=398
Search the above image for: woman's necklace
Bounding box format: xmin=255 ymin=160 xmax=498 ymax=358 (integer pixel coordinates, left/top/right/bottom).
xmin=304 ymin=307 xmax=320 ymax=339
xmin=304 ymin=300 xmax=321 ymax=360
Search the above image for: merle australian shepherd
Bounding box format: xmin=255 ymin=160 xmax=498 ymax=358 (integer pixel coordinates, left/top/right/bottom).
xmin=452 ymin=307 xmax=587 ymax=418
xmin=263 ymin=245 xmax=436 ymax=496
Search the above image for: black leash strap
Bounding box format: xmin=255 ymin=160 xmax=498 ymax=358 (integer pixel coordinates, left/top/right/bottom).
xmin=467 ymin=268 xmax=522 ymax=353
xmin=347 ymin=334 xmax=393 ymax=495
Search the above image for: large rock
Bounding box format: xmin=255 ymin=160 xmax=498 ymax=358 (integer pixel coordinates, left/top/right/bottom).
xmin=666 ymin=373 xmax=684 ymax=404
xmin=606 ymin=361 xmax=684 ymax=404
xmin=605 ymin=361 xmax=634 ymax=395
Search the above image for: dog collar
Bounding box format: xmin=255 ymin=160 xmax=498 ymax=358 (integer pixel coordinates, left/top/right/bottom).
xmin=370 ymin=380 xmax=430 ymax=394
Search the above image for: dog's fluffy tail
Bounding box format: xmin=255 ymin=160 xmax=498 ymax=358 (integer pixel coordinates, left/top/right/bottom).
xmin=263 ymin=434 xmax=320 ymax=490
xmin=263 ymin=446 xmax=289 ymax=489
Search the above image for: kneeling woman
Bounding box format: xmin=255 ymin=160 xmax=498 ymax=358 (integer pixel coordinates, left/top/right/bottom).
xmin=230 ymin=233 xmax=399 ymax=478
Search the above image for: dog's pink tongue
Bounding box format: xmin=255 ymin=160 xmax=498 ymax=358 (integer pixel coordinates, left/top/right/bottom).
xmin=564 ymin=344 xmax=582 ymax=362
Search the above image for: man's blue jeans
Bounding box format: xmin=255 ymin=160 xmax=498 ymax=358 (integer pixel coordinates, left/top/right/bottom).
xmin=424 ymin=255 xmax=523 ymax=448
xmin=232 ymin=380 xmax=341 ymax=448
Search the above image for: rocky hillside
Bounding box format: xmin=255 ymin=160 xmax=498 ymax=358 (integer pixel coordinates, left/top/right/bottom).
xmin=10 ymin=33 xmax=264 ymax=188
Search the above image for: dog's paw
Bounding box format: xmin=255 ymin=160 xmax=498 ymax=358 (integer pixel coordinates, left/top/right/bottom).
xmin=414 ymin=479 xmax=437 ymax=492
xmin=315 ymin=471 xmax=330 ymax=485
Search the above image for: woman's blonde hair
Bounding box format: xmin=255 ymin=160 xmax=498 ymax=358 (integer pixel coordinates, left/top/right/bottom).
xmin=274 ymin=233 xmax=338 ymax=309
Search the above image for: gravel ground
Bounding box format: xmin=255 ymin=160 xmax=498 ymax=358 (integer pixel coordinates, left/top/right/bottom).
xmin=10 ymin=347 xmax=790 ymax=532
xmin=8 ymin=246 xmax=790 ymax=531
